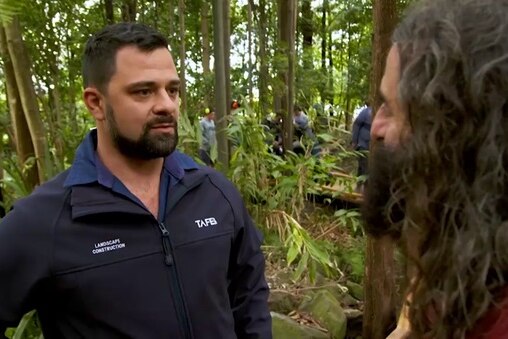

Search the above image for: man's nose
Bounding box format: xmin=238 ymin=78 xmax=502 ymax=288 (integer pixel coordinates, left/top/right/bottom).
xmin=370 ymin=112 xmax=386 ymax=142
xmin=153 ymin=90 xmax=178 ymax=115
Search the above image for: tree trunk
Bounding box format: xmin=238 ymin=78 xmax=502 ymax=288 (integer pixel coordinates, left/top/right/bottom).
xmin=178 ymin=0 xmax=187 ymax=115
xmin=121 ymin=0 xmax=137 ymax=22
xmin=0 ymin=25 xmax=38 ymax=190
xmin=327 ymin=18 xmax=333 ymax=105
xmin=247 ymin=0 xmax=254 ymax=104
xmin=46 ymin=2 xmax=64 ymax=164
xmin=104 ymin=0 xmax=114 ymax=24
xmin=363 ymin=0 xmax=399 ymax=338
xmin=201 ymin=1 xmax=211 ymax=107
xmin=300 ymin=0 xmax=313 ymax=102
xmin=277 ymin=0 xmax=296 ymax=152
xmin=212 ymin=0 xmax=230 ymax=173
xmin=168 ymin=0 xmax=175 ymax=41
xmin=3 ymin=17 xmax=49 ymax=184
xmin=258 ymin=0 xmax=269 ymax=116
xmin=320 ymin=0 xmax=327 ymax=104
xmin=223 ymin=0 xmax=231 ymax=115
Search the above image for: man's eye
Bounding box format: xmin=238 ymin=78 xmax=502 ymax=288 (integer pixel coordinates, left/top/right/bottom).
xmin=135 ymin=89 xmax=151 ymax=97
xmin=380 ymin=103 xmax=393 ymax=117
xmin=167 ymin=88 xmax=179 ymax=96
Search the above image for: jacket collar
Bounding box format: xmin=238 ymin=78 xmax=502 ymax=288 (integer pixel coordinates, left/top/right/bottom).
xmin=64 ymin=129 xmax=200 ymax=188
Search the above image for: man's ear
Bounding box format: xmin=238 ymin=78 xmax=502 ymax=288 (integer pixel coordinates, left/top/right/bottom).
xmin=83 ymin=87 xmax=106 ymax=121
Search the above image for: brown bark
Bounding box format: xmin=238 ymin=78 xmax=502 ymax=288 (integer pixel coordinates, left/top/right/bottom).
xmin=121 ymin=0 xmax=137 ymax=22
xmin=0 ymin=26 xmax=38 ymax=190
xmin=223 ymin=0 xmax=231 ymax=116
xmin=247 ymin=0 xmax=254 ymax=104
xmin=258 ymin=0 xmax=269 ymax=116
xmin=168 ymin=0 xmax=175 ymax=40
xmin=178 ymin=0 xmax=187 ymax=115
xmin=3 ymin=17 xmax=49 ymax=184
xmin=363 ymin=0 xmax=399 ymax=337
xmin=201 ymin=1 xmax=211 ymax=106
xmin=301 ymin=0 xmax=313 ymax=48
xmin=212 ymin=0 xmax=230 ymax=172
xmin=277 ymin=0 xmax=296 ymax=152
xmin=105 ymin=0 xmax=114 ymax=24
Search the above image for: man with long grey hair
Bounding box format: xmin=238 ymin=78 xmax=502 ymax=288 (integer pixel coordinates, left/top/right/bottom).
xmin=363 ymin=0 xmax=508 ymax=337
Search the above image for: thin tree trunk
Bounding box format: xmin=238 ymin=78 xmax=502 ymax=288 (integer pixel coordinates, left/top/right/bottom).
xmin=277 ymin=0 xmax=296 ymax=152
xmin=3 ymin=17 xmax=49 ymax=184
xmin=0 ymin=25 xmax=38 ymax=190
xmin=320 ymin=0 xmax=327 ymax=104
xmin=363 ymin=0 xmax=399 ymax=337
xmin=104 ymin=0 xmax=114 ymax=24
xmin=46 ymin=2 xmax=64 ymax=164
xmin=301 ymin=0 xmax=313 ymax=102
xmin=258 ymin=0 xmax=269 ymax=116
xmin=178 ymin=0 xmax=187 ymax=115
xmin=213 ymin=0 xmax=230 ymax=173
xmin=327 ymin=18 xmax=333 ymax=105
xmin=247 ymin=0 xmax=254 ymax=104
xmin=168 ymin=0 xmax=175 ymax=41
xmin=223 ymin=0 xmax=231 ymax=114
xmin=121 ymin=0 xmax=137 ymax=22
xmin=201 ymin=1 xmax=211 ymax=106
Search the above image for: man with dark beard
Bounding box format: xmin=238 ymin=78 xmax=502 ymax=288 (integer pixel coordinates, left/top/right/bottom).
xmin=0 ymin=23 xmax=271 ymax=339
xmin=363 ymin=0 xmax=508 ymax=338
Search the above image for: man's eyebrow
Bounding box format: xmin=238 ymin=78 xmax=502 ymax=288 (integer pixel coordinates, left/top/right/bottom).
xmin=167 ymin=79 xmax=180 ymax=87
xmin=126 ymin=81 xmax=156 ymax=90
xmin=126 ymin=79 xmax=181 ymax=90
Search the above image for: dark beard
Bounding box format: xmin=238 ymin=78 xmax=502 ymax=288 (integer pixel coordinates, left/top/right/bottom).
xmin=362 ymin=144 xmax=405 ymax=238
xmin=106 ymin=105 xmax=178 ymax=160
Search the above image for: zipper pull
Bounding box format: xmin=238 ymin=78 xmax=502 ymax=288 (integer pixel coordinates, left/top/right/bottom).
xmin=158 ymin=222 xmax=174 ymax=266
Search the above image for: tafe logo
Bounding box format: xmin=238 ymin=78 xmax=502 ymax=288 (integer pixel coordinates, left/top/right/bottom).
xmin=195 ymin=217 xmax=218 ymax=228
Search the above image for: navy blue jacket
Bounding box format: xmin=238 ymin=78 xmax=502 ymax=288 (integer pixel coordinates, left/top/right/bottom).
xmin=352 ymin=106 xmax=372 ymax=150
xmin=0 ymin=133 xmax=271 ymax=338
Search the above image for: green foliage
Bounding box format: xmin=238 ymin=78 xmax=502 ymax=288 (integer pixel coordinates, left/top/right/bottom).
xmin=227 ymin=104 xmax=359 ymax=284
xmin=0 ymin=0 xmax=20 ymax=23
xmin=5 ymin=310 xmax=42 ymax=339
xmin=271 ymin=210 xmax=338 ymax=283
xmin=334 ymin=208 xmax=363 ymax=236
xmin=0 ymin=155 xmax=37 ymax=211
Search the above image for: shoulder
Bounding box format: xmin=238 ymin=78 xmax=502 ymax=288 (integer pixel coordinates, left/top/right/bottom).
xmin=467 ymin=286 xmax=508 ymax=338
xmin=0 ymin=170 xmax=71 ymax=243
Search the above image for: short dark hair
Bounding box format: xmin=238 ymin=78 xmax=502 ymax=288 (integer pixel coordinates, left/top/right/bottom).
xmin=82 ymin=22 xmax=169 ymax=91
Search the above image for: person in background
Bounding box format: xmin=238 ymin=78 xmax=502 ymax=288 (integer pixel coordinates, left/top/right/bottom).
xmin=0 ymin=23 xmax=271 ymax=339
xmin=199 ymin=107 xmax=216 ymax=166
xmin=351 ymin=102 xmax=372 ymax=187
xmin=363 ymin=0 xmax=508 ymax=337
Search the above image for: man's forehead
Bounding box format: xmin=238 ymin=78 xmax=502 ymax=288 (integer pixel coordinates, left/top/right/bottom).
xmin=380 ymin=45 xmax=401 ymax=103
xmin=111 ymin=45 xmax=177 ymax=84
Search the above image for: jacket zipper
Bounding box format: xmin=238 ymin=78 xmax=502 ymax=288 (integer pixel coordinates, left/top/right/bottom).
xmin=157 ymin=221 xmax=192 ymax=339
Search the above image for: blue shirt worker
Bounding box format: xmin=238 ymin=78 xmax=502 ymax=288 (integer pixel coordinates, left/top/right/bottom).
xmin=351 ymin=104 xmax=372 ymax=178
xmin=199 ymin=108 xmax=216 ymax=166
xmin=0 ymin=23 xmax=271 ymax=339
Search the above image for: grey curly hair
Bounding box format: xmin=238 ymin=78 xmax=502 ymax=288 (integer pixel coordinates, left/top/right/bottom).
xmin=390 ymin=0 xmax=508 ymax=337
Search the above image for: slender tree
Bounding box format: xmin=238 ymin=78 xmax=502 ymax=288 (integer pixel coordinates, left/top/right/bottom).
xmin=363 ymin=0 xmax=399 ymax=337
xmin=257 ymin=0 xmax=269 ymax=116
xmin=212 ymin=0 xmax=230 ymax=172
xmin=276 ymin=0 xmax=297 ymax=152
xmin=0 ymin=25 xmax=38 ymax=189
xmin=3 ymin=17 xmax=49 ymax=184
xmin=121 ymin=0 xmax=137 ymax=22
xmin=178 ymin=0 xmax=187 ymax=115
xmin=104 ymin=0 xmax=114 ymax=24
xmin=200 ymin=1 xmax=211 ymax=107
